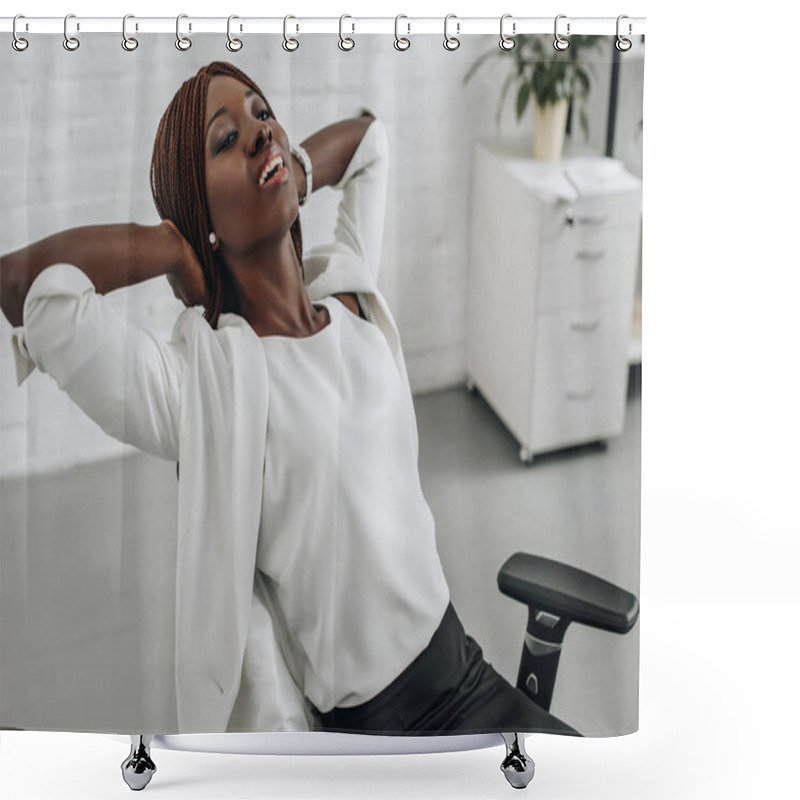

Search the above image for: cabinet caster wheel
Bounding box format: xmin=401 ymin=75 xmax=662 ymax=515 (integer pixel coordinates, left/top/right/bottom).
xmin=519 ymin=447 xmax=535 ymax=465
xmin=121 ymin=735 xmax=156 ymax=791
xmin=500 ymin=733 xmax=535 ymax=789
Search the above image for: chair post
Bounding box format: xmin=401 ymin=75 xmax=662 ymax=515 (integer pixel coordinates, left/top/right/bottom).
xmin=515 ymin=607 xmax=572 ymax=712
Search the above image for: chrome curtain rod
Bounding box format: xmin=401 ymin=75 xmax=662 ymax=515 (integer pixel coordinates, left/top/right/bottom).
xmin=1 ymin=15 xmax=646 ymax=36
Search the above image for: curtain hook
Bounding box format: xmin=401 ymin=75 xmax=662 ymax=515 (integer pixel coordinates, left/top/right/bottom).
xmin=553 ymin=14 xmax=570 ymax=51
xmin=500 ymin=14 xmax=516 ymax=51
xmin=63 ymin=13 xmax=80 ymax=51
xmin=339 ymin=14 xmax=355 ymax=51
xmin=443 ymin=14 xmax=460 ymax=51
xmin=122 ymin=14 xmax=139 ymax=51
xmin=12 ymin=14 xmax=29 ymax=52
xmin=283 ymin=15 xmax=299 ymax=51
xmin=175 ymin=14 xmax=192 ymax=51
xmin=616 ymin=15 xmax=633 ymax=52
xmin=394 ymin=14 xmax=410 ymax=51
xmin=226 ymin=15 xmax=243 ymax=51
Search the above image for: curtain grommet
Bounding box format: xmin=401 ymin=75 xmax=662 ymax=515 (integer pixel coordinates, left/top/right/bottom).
xmin=394 ymin=15 xmax=410 ymax=51
xmin=63 ymin=13 xmax=80 ymax=51
xmin=121 ymin=14 xmax=138 ymax=51
xmin=12 ymin=14 xmax=29 ymax=51
xmin=443 ymin=14 xmax=460 ymax=51
xmin=175 ymin=14 xmax=192 ymax=51
xmin=338 ymin=15 xmax=355 ymax=51
xmin=499 ymin=14 xmax=516 ymax=51
xmin=283 ymin=15 xmax=299 ymax=52
xmin=226 ymin=15 xmax=243 ymax=52
xmin=553 ymin=14 xmax=570 ymax=51
xmin=616 ymin=15 xmax=633 ymax=52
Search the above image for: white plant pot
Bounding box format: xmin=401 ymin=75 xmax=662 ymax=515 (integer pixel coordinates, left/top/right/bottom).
xmin=533 ymin=99 xmax=569 ymax=161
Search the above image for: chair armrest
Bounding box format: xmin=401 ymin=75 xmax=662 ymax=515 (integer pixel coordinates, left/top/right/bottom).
xmin=497 ymin=552 xmax=639 ymax=634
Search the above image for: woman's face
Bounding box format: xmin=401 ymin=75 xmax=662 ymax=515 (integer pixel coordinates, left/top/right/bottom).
xmin=203 ymin=75 xmax=298 ymax=257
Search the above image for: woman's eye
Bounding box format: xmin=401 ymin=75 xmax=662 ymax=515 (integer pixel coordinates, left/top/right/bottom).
xmin=257 ymin=108 xmax=272 ymax=121
xmin=218 ymin=130 xmax=237 ymax=152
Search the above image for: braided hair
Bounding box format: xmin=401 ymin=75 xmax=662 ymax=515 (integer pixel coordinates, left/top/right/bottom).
xmin=150 ymin=61 xmax=303 ymax=329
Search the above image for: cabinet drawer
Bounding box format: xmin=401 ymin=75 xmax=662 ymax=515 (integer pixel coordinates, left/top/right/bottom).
xmin=533 ymin=300 xmax=632 ymax=382
xmin=540 ymin=194 xmax=641 ymax=241
xmin=537 ymin=226 xmax=641 ymax=309
xmin=528 ymin=364 xmax=628 ymax=453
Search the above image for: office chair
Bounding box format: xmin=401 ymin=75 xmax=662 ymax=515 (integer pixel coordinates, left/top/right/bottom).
xmin=495 ymin=552 xmax=639 ymax=787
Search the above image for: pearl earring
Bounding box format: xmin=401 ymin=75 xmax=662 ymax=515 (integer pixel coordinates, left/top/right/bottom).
xmin=209 ymin=231 xmax=217 ymax=246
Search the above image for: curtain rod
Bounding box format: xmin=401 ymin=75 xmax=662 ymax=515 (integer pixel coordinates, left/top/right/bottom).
xmin=1 ymin=16 xmax=646 ymax=37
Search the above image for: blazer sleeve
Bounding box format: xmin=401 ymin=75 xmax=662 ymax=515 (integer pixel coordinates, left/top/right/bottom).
xmin=327 ymin=115 xmax=390 ymax=283
xmin=11 ymin=263 xmax=185 ymax=461
xmin=303 ymin=119 xmax=389 ymax=299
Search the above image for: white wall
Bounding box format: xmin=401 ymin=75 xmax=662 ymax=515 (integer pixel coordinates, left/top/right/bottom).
xmin=0 ymin=33 xmax=643 ymax=476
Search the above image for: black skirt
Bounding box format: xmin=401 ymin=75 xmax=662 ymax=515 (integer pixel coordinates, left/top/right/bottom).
xmin=313 ymin=602 xmax=579 ymax=736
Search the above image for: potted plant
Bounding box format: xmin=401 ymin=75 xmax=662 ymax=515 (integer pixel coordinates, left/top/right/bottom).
xmin=464 ymin=35 xmax=602 ymax=161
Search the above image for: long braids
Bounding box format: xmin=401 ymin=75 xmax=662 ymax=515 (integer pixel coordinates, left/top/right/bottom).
xmin=150 ymin=61 xmax=303 ymax=329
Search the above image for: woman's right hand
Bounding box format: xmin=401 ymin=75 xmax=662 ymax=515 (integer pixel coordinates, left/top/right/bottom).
xmin=162 ymin=220 xmax=210 ymax=309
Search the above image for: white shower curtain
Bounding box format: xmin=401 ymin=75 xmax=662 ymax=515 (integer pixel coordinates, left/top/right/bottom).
xmin=1 ymin=25 xmax=643 ymax=738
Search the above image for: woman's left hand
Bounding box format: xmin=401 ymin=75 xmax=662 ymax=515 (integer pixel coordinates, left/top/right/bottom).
xmin=162 ymin=220 xmax=210 ymax=308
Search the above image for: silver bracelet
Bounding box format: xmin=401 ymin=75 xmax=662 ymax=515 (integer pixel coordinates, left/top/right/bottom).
xmin=291 ymin=144 xmax=313 ymax=206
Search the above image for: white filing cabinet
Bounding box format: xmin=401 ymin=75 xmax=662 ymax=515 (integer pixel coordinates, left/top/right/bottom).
xmin=466 ymin=142 xmax=642 ymax=463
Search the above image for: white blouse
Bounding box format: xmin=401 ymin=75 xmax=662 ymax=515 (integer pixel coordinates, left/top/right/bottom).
xmin=259 ymin=295 xmax=450 ymax=713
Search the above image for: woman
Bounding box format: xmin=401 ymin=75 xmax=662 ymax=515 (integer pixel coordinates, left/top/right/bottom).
xmin=1 ymin=62 xmax=574 ymax=737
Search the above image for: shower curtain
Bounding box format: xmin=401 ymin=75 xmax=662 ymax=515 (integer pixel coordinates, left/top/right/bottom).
xmin=0 ymin=22 xmax=643 ymax=739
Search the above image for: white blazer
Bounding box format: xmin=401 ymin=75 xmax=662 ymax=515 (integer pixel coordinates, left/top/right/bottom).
xmin=13 ymin=118 xmax=400 ymax=733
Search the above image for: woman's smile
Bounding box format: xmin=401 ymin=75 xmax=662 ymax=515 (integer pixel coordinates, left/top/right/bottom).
xmin=257 ymin=147 xmax=290 ymax=189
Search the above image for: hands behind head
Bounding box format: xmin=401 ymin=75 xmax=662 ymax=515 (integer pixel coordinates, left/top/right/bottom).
xmin=162 ymin=220 xmax=211 ymax=309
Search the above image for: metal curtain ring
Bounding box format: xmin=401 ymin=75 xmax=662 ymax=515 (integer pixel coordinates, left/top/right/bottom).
xmin=394 ymin=14 xmax=410 ymax=51
xmin=339 ymin=15 xmax=355 ymax=51
xmin=443 ymin=14 xmax=460 ymax=51
xmin=122 ymin=14 xmax=138 ymax=51
xmin=12 ymin=14 xmax=29 ymax=51
xmin=283 ymin=15 xmax=299 ymax=51
xmin=553 ymin=14 xmax=570 ymax=51
xmin=226 ymin=15 xmax=243 ymax=51
xmin=63 ymin=13 xmax=80 ymax=51
xmin=500 ymin=14 xmax=516 ymax=51
xmin=175 ymin=14 xmax=192 ymax=51
xmin=616 ymin=15 xmax=632 ymax=52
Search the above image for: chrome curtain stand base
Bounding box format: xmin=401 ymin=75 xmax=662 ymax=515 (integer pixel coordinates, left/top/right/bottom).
xmin=121 ymin=735 xmax=156 ymax=791
xmin=500 ymin=732 xmax=536 ymax=789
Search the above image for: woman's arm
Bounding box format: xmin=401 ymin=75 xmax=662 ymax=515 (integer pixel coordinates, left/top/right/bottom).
xmin=0 ymin=221 xmax=194 ymax=328
xmin=299 ymin=114 xmax=389 ymax=297
xmin=291 ymin=111 xmax=375 ymax=202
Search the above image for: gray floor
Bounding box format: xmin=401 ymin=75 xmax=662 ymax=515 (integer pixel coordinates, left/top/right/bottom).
xmin=0 ymin=369 xmax=640 ymax=736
